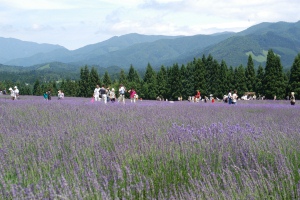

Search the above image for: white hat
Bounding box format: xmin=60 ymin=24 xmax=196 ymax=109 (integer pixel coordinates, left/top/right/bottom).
xmin=9 ymin=87 xmax=12 ymax=90
xmin=112 ymin=88 xmax=115 ymax=91
xmin=14 ymin=86 xmax=17 ymax=89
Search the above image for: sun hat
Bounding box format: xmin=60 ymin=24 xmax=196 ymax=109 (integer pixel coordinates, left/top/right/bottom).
xmin=112 ymin=88 xmax=115 ymax=91
xmin=14 ymin=86 xmax=17 ymax=89
xmin=9 ymin=87 xmax=12 ymax=90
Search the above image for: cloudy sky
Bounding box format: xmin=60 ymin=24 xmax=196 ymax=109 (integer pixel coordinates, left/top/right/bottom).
xmin=0 ymin=0 xmax=299 ymax=50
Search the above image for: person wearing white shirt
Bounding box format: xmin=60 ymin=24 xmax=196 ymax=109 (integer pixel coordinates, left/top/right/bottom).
xmin=94 ymin=85 xmax=101 ymax=101
xmin=14 ymin=86 xmax=19 ymax=100
xmin=118 ymin=84 xmax=126 ymax=104
xmin=58 ymin=90 xmax=64 ymax=100
xmin=9 ymin=87 xmax=16 ymax=100
xmin=232 ymin=90 xmax=238 ymax=105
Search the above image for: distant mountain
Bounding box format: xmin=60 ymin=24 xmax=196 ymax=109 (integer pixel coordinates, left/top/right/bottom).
xmin=0 ymin=37 xmax=65 ymax=63
xmin=81 ymin=32 xmax=234 ymax=69
xmin=1 ymin=21 xmax=300 ymax=70
xmin=4 ymin=33 xmax=181 ymax=66
xmin=200 ymin=21 xmax=300 ymax=67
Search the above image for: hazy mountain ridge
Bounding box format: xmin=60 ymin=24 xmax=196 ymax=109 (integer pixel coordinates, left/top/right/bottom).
xmin=1 ymin=21 xmax=300 ymax=71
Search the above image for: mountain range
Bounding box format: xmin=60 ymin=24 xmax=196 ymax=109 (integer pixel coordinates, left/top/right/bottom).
xmin=0 ymin=20 xmax=300 ymax=78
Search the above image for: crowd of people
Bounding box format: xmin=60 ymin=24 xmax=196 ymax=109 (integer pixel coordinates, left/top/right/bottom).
xmin=0 ymin=84 xmax=297 ymax=106
xmin=92 ymin=84 xmax=139 ymax=104
xmin=4 ymin=86 xmax=19 ymax=100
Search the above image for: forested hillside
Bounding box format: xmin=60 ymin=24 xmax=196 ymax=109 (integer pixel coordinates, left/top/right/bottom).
xmin=1 ymin=50 xmax=300 ymax=100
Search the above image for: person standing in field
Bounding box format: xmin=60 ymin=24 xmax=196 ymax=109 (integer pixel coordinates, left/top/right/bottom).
xmin=232 ymin=90 xmax=238 ymax=105
xmin=14 ymin=86 xmax=19 ymax=100
xmin=47 ymin=90 xmax=52 ymax=100
xmin=94 ymin=85 xmax=101 ymax=102
xmin=195 ymin=90 xmax=200 ymax=102
xmin=228 ymin=90 xmax=232 ymax=104
xmin=110 ymin=88 xmax=116 ymax=103
xmin=58 ymin=90 xmax=64 ymax=100
xmin=128 ymin=88 xmax=137 ymax=103
xmin=100 ymin=85 xmax=108 ymax=104
xmin=118 ymin=84 xmax=126 ymax=104
xmin=43 ymin=91 xmax=48 ymax=100
xmin=9 ymin=87 xmax=15 ymax=100
xmin=290 ymin=92 xmax=296 ymax=105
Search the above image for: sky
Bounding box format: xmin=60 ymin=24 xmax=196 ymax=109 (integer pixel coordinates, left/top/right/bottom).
xmin=0 ymin=0 xmax=299 ymax=50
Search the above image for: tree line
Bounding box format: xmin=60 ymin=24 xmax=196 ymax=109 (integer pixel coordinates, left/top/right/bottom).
xmin=1 ymin=49 xmax=300 ymax=100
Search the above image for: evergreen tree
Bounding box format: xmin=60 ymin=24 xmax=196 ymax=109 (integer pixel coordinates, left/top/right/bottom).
xmin=168 ymin=63 xmax=181 ymax=100
xmin=233 ymin=65 xmax=247 ymax=97
xmin=127 ymin=65 xmax=141 ymax=95
xmin=143 ymin=63 xmax=157 ymax=99
xmin=218 ymin=60 xmax=228 ymax=97
xmin=205 ymin=55 xmax=221 ymax=97
xmin=127 ymin=65 xmax=139 ymax=83
xmin=245 ymin=55 xmax=256 ymax=92
xmin=119 ymin=69 xmax=127 ymax=86
xmin=263 ymin=50 xmax=286 ymax=99
xmin=184 ymin=62 xmax=195 ymax=99
xmin=103 ymin=71 xmax=112 ymax=87
xmin=255 ymin=65 xmax=264 ymax=97
xmin=227 ymin=66 xmax=235 ymax=92
xmin=78 ymin=66 xmax=90 ymax=97
xmin=33 ymin=79 xmax=43 ymax=95
xmin=289 ymin=53 xmax=300 ymax=99
xmin=193 ymin=58 xmax=207 ymax=97
xmin=180 ymin=64 xmax=188 ymax=99
xmin=156 ymin=65 xmax=168 ymax=99
xmin=89 ymin=67 xmax=101 ymax=92
xmin=66 ymin=79 xmax=79 ymax=97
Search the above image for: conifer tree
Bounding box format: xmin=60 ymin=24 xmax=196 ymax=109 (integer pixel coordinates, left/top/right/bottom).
xmin=119 ymin=69 xmax=127 ymax=86
xmin=227 ymin=66 xmax=235 ymax=92
xmin=127 ymin=65 xmax=141 ymax=94
xmin=180 ymin=64 xmax=188 ymax=99
xmin=33 ymin=79 xmax=43 ymax=95
xmin=103 ymin=71 xmax=112 ymax=87
xmin=156 ymin=65 xmax=168 ymax=99
xmin=79 ymin=65 xmax=90 ymax=97
xmin=263 ymin=49 xmax=286 ymax=99
xmin=143 ymin=63 xmax=157 ymax=99
xmin=168 ymin=63 xmax=181 ymax=100
xmin=234 ymin=65 xmax=247 ymax=97
xmin=89 ymin=67 xmax=101 ymax=92
xmin=255 ymin=65 xmax=264 ymax=97
xmin=184 ymin=62 xmax=195 ymax=99
xmin=218 ymin=60 xmax=228 ymax=97
xmin=245 ymin=55 xmax=256 ymax=92
xmin=289 ymin=53 xmax=300 ymax=99
xmin=205 ymin=55 xmax=221 ymax=97
xmin=193 ymin=58 xmax=207 ymax=97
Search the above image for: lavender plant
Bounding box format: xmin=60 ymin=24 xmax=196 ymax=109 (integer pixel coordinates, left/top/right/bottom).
xmin=0 ymin=96 xmax=299 ymax=199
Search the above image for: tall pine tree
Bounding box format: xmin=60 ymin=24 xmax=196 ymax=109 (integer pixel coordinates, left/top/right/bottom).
xmin=245 ymin=55 xmax=256 ymax=92
xmin=263 ymin=50 xmax=286 ymax=99
xmin=103 ymin=71 xmax=112 ymax=87
xmin=194 ymin=58 xmax=207 ymax=96
xmin=143 ymin=63 xmax=157 ymax=99
xmin=79 ymin=65 xmax=90 ymax=97
xmin=255 ymin=65 xmax=264 ymax=97
xmin=89 ymin=67 xmax=101 ymax=93
xmin=156 ymin=65 xmax=168 ymax=99
xmin=234 ymin=65 xmax=247 ymax=97
xmin=289 ymin=53 xmax=300 ymax=99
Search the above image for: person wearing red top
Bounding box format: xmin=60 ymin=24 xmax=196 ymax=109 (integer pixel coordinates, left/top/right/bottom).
xmin=128 ymin=88 xmax=137 ymax=103
xmin=195 ymin=90 xmax=200 ymax=102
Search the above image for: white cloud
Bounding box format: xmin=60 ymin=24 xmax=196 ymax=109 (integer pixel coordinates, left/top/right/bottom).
xmin=0 ymin=0 xmax=299 ymax=49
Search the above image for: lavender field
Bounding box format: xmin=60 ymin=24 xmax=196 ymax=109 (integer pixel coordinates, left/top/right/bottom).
xmin=0 ymin=96 xmax=300 ymax=199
